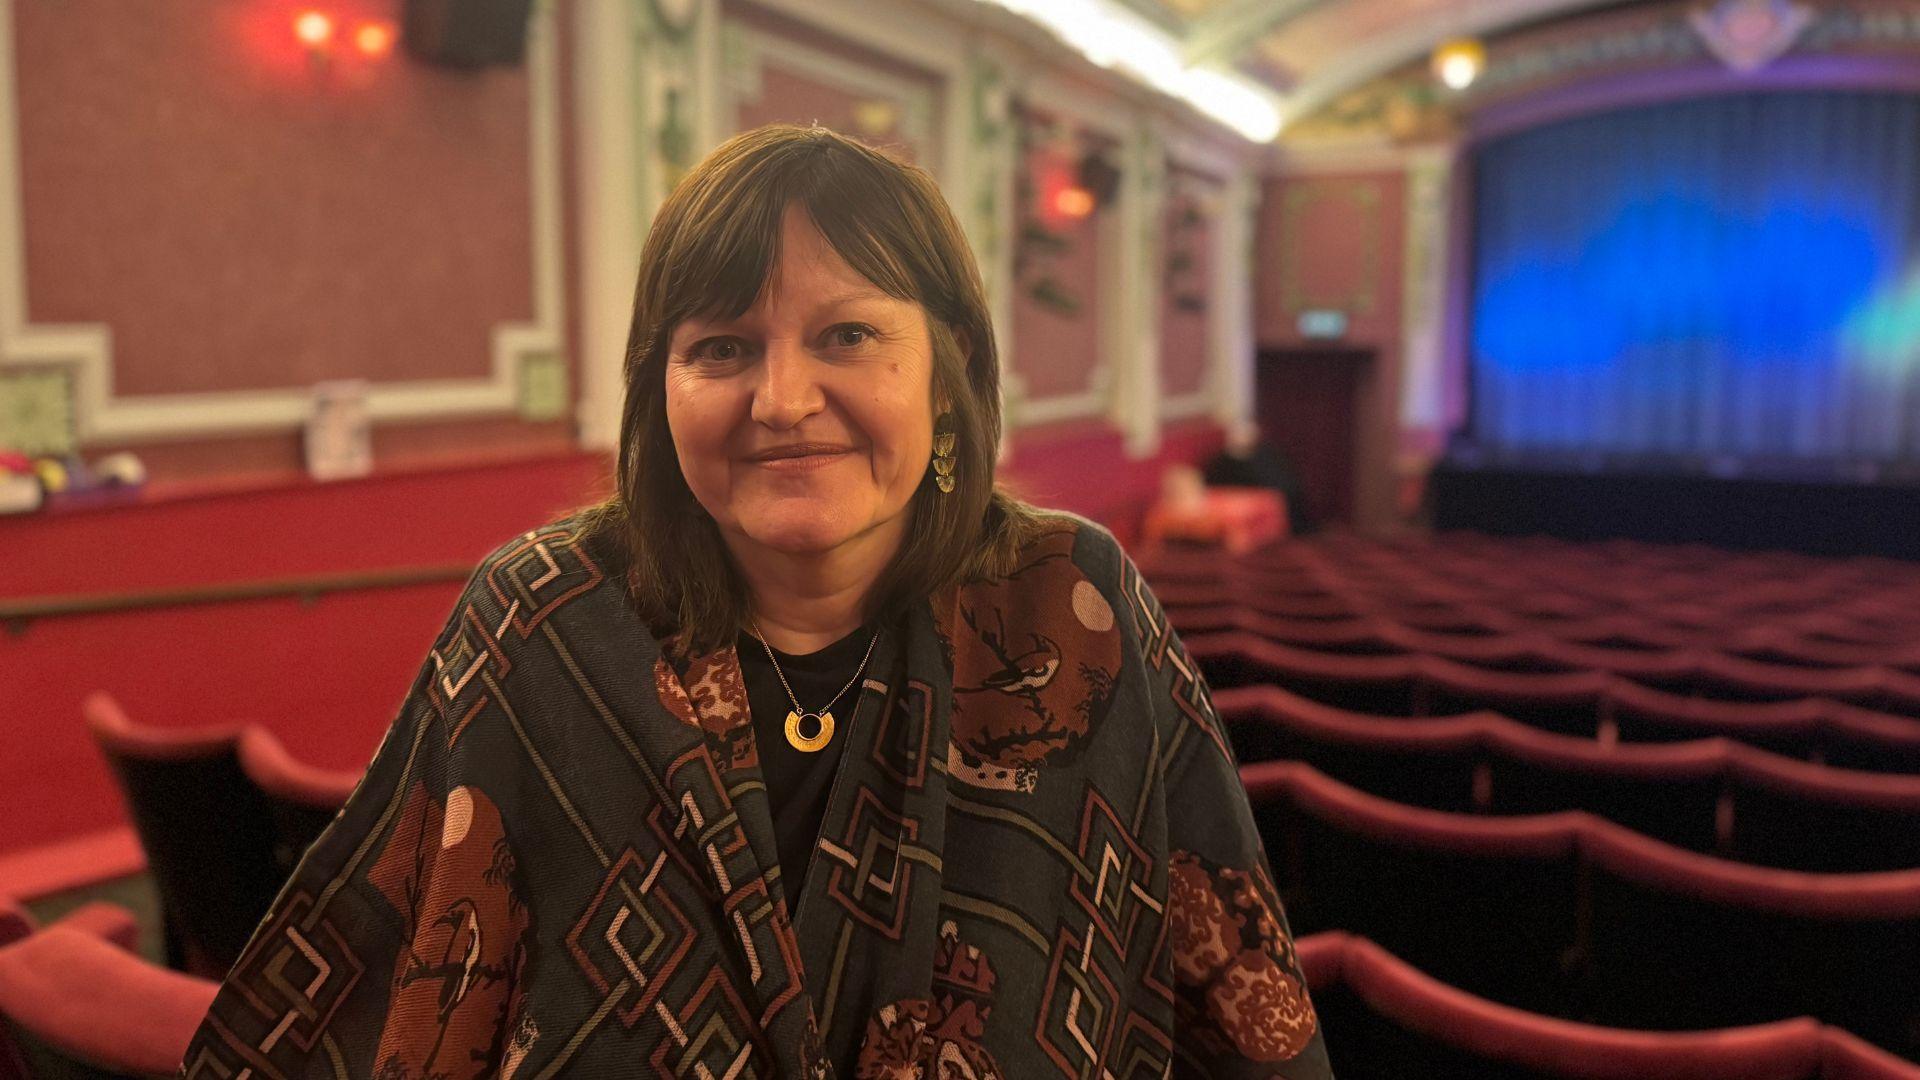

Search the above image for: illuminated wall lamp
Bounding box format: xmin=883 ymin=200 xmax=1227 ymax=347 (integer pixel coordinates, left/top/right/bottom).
xmin=1053 ymin=185 xmax=1095 ymax=220
xmin=294 ymin=9 xmax=335 ymax=68
xmin=294 ymin=10 xmax=397 ymax=71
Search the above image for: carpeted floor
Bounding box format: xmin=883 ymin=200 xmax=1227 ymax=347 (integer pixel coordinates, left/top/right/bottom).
xmin=25 ymin=872 xmax=167 ymax=967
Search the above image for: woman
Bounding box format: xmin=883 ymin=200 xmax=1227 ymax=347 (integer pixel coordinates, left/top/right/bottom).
xmin=179 ymin=124 xmax=1333 ymax=1079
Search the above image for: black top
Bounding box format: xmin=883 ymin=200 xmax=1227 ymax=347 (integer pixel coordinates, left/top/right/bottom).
xmin=735 ymin=620 xmax=877 ymax=912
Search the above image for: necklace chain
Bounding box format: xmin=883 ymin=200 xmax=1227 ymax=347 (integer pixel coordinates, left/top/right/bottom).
xmin=747 ymin=615 xmax=881 ymax=727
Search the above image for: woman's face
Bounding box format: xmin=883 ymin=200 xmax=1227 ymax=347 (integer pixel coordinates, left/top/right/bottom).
xmin=665 ymin=205 xmax=940 ymax=561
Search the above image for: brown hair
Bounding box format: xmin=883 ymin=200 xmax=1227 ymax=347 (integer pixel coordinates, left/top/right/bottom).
xmin=580 ymin=123 xmax=1062 ymax=655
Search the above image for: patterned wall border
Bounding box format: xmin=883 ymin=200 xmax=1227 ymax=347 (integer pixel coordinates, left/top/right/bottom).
xmin=719 ymin=22 xmax=937 ymax=169
xmin=1153 ymin=131 xmax=1256 ymax=430
xmin=1277 ymin=179 xmax=1381 ymax=317
xmin=0 ymin=0 xmax=566 ymax=446
xmin=1006 ymin=73 xmax=1141 ymax=435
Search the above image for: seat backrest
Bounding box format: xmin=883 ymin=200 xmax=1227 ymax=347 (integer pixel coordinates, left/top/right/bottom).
xmin=83 ymin=692 xmax=280 ymax=978
xmin=1298 ymin=932 xmax=1866 ymax=1080
xmin=1728 ymin=752 xmax=1920 ymax=873
xmin=1581 ymin=825 xmax=1920 ymax=1059
xmin=0 ymin=924 xmax=218 ymax=1079
xmin=236 ymin=727 xmax=359 ymax=885
xmin=1244 ymin=762 xmax=1584 ymax=1018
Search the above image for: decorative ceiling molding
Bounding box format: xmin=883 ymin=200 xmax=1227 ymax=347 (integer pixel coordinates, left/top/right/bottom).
xmin=1273 ymin=0 xmax=1629 ymax=128
xmin=1182 ymin=0 xmax=1329 ymax=68
xmin=1278 ymin=0 xmax=1920 ymax=146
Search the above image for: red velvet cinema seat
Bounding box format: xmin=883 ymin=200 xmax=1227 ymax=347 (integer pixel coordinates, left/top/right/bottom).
xmin=1418 ymin=658 xmax=1609 ymax=738
xmin=1215 ymin=686 xmax=1486 ymax=813
xmin=1606 ymin=679 xmax=1830 ymax=758
xmin=0 ymin=921 xmax=218 ymax=1079
xmin=1243 ymin=761 xmax=1587 ymax=1019
xmin=1188 ymin=632 xmax=1423 ymax=714
xmin=83 ymin=691 xmax=282 ymax=979
xmin=1817 ymin=703 xmax=1920 ymax=774
xmin=1726 ymin=751 xmax=1920 ymax=873
xmin=1483 ymin=721 xmax=1729 ymax=856
xmin=1581 ymin=824 xmax=1920 ymax=1061
xmin=236 ymin=726 xmax=360 ymax=885
xmin=1298 ymin=932 xmax=1920 ymax=1080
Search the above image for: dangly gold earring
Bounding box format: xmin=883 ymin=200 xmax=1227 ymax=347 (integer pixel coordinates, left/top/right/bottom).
xmin=932 ymin=412 xmax=958 ymax=494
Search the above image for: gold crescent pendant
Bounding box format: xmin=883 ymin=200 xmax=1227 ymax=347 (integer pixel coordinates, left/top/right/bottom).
xmin=785 ymin=709 xmax=834 ymax=752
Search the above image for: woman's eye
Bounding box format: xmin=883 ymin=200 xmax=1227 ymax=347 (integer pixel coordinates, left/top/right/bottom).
xmin=691 ymin=338 xmax=742 ymax=362
xmin=829 ymin=324 xmax=874 ymax=348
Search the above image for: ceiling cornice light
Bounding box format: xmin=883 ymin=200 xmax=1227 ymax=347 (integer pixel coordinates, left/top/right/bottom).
xmin=975 ymin=0 xmax=1283 ymax=142
xmin=1431 ymin=36 xmax=1487 ymax=91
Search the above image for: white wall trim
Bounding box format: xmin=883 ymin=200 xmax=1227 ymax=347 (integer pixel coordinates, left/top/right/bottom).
xmin=1106 ymin=120 xmax=1165 ymax=457
xmin=1014 ymin=382 xmax=1112 ymax=425
xmin=0 ymin=0 xmax=566 ymax=445
xmin=572 ymin=0 xmax=645 ymax=452
xmin=746 ymin=0 xmax=969 ymax=82
xmin=721 ymin=22 xmax=939 ymax=170
xmin=1206 ymin=167 xmax=1258 ymax=431
xmin=1019 ymin=69 xmax=1137 ymax=140
xmin=1161 ymin=391 xmax=1215 ymax=420
xmin=1398 ymin=146 xmax=1457 ymax=456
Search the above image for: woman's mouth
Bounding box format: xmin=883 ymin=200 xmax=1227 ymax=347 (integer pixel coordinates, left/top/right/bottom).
xmin=749 ymin=446 xmax=855 ymax=471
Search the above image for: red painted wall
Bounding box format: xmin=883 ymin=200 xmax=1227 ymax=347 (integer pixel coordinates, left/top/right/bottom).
xmin=1011 ymin=108 xmax=1108 ymax=402
xmin=12 ymin=0 xmax=578 ymax=484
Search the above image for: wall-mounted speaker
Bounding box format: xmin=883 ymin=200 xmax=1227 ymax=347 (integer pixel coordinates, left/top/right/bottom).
xmin=1077 ymin=151 xmax=1122 ymax=209
xmin=402 ymin=0 xmax=536 ymax=68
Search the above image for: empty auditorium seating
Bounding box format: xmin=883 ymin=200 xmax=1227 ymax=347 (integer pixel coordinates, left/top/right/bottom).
xmin=83 ymin=692 xmax=282 ymax=979
xmin=1245 ymin=761 xmax=1587 ymax=1018
xmin=0 ymin=918 xmax=217 ymax=1078
xmin=1245 ymin=760 xmax=1920 ymax=1058
xmin=1299 ymin=932 xmax=1920 ymax=1080
xmin=1582 ymin=829 xmax=1920 ymax=1057
xmin=1218 ymin=684 xmax=1920 ymax=871
xmin=237 ymin=727 xmax=359 ymax=884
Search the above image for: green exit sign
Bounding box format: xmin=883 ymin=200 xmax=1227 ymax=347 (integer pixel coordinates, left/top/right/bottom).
xmin=1298 ymin=309 xmax=1348 ymax=339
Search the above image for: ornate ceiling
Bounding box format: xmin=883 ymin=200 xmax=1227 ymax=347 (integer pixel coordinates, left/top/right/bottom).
xmin=1110 ymin=0 xmax=1663 ymax=124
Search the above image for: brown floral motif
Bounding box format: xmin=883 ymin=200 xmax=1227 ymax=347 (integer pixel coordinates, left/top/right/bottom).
xmin=653 ymin=647 xmax=757 ymax=772
xmin=1206 ymin=951 xmax=1318 ymax=1063
xmin=1166 ymin=850 xmax=1319 ymax=1063
xmin=946 ymin=525 xmax=1120 ymax=793
xmin=854 ymin=920 xmax=1006 ymax=1079
xmin=1168 ymin=852 xmax=1242 ymax=983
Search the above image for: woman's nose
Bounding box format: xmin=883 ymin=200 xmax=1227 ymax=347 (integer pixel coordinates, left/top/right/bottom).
xmin=749 ymin=339 xmax=826 ymax=429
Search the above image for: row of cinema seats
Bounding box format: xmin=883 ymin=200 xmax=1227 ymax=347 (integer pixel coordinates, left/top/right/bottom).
xmin=1189 ymin=631 xmax=1920 ymax=772
xmin=1163 ymin=582 xmax=1920 ymax=669
xmin=1149 ymin=526 xmax=1920 ymax=610
xmin=4 ymin=895 xmax=1917 ymax=1080
xmin=1176 ymin=601 xmax=1920 ymax=687
xmin=83 ymin=692 xmax=358 ymax=979
xmin=1149 ymin=531 xmax=1920 ymax=648
xmin=1139 ymin=531 xmax=1920 ymax=1066
xmin=1245 ymin=758 xmax=1920 ymax=1062
xmin=1298 ymin=933 xmax=1920 ymax=1080
xmin=1218 ymin=684 xmax=1920 ymax=874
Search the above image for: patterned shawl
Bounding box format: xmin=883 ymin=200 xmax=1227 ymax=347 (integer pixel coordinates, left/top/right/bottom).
xmin=177 ymin=511 xmax=1333 ymax=1078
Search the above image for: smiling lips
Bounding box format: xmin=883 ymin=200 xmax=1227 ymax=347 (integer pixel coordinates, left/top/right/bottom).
xmin=749 ymin=444 xmax=855 ymax=470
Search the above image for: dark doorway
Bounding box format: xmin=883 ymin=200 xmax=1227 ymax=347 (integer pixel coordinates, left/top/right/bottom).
xmin=1255 ymin=346 xmax=1371 ymax=529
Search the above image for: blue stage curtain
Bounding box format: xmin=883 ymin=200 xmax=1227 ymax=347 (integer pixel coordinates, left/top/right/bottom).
xmin=1469 ymin=90 xmax=1920 ymax=468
